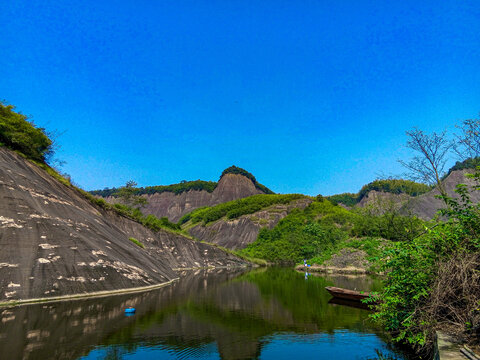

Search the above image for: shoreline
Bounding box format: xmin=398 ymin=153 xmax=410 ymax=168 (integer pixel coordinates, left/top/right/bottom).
xmin=0 ymin=278 xmax=179 ymax=308
xmin=294 ymin=264 xmax=373 ymax=275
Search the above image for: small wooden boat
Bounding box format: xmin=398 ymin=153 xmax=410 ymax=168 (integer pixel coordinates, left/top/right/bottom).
xmin=325 ymin=286 xmax=373 ymax=302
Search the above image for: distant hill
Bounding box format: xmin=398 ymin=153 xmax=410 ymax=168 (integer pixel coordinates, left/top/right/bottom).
xmin=92 ymin=166 xmax=274 ymax=222
xmin=327 ymin=179 xmax=431 ymax=207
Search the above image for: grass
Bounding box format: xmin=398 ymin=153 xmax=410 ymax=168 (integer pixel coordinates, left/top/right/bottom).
xmin=129 ymin=237 xmax=145 ymax=249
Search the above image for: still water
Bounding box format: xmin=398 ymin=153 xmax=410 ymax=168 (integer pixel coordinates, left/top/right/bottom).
xmin=0 ymin=267 xmax=412 ymax=360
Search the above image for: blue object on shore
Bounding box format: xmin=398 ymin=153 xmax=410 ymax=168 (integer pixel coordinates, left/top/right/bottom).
xmin=125 ymin=307 xmax=136 ymax=314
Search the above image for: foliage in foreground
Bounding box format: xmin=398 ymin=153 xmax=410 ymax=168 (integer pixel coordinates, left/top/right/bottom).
xmin=372 ymin=171 xmax=480 ymax=354
xmin=239 ymin=200 xmax=354 ymax=263
xmin=0 ymin=102 xmax=53 ymax=162
xmin=179 ymin=193 xmax=306 ymax=225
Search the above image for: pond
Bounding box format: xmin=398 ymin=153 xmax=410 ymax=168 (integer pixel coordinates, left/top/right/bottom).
xmin=0 ymin=267 xmax=413 ymax=359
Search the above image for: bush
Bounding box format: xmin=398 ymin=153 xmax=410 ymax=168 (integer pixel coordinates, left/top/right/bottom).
xmin=239 ymin=199 xmax=354 ymax=263
xmin=0 ymin=102 xmax=53 ymax=162
xmin=128 ymin=237 xmax=145 ymax=248
xmin=372 ymin=171 xmax=480 ymax=354
xmin=357 ymin=179 xmax=432 ymax=201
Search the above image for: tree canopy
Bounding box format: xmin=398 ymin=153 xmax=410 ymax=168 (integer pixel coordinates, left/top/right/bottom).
xmin=0 ymin=102 xmax=53 ymax=162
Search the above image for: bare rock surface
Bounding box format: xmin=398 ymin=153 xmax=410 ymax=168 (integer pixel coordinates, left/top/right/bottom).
xmin=0 ymin=148 xmax=247 ymax=302
xmin=188 ymin=198 xmax=312 ymax=249
xmin=405 ymin=169 xmax=480 ymax=220
xmin=355 ymin=170 xmax=480 ymax=220
xmin=106 ymin=173 xmax=265 ymax=222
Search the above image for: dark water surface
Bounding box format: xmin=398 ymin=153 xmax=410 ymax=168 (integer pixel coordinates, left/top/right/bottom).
xmin=0 ymin=267 xmax=412 ymax=360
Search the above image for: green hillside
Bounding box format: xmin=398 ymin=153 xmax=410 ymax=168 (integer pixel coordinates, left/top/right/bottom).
xmin=327 ymin=179 xmax=432 ymax=206
xmin=179 ymin=193 xmax=306 ymax=225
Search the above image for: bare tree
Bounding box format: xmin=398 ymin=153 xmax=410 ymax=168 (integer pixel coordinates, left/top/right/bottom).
xmin=398 ymin=128 xmax=453 ymax=200
xmin=454 ymin=117 xmax=480 ymax=160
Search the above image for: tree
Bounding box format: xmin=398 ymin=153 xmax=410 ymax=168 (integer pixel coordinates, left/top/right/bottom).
xmin=454 ymin=116 xmax=480 ymax=161
xmin=399 ymin=128 xmax=453 ymax=200
xmin=117 ymin=180 xmax=147 ymax=209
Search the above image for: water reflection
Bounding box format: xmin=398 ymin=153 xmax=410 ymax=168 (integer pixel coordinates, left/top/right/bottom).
xmin=0 ymin=268 xmax=409 ymax=360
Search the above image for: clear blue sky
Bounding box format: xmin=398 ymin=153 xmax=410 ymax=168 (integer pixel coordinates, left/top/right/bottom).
xmin=1 ymin=1 xmax=479 ymax=195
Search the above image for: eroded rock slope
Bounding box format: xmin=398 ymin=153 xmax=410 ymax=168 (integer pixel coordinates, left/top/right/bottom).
xmin=106 ymin=173 xmax=264 ymax=222
xmin=187 ymin=198 xmax=312 ymax=249
xmin=0 ymin=148 xmax=246 ymax=302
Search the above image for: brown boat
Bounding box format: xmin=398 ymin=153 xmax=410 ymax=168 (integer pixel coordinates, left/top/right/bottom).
xmin=325 ymin=286 xmax=374 ymax=302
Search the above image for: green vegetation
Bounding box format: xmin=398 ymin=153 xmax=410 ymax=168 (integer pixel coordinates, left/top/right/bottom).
xmin=350 ymin=206 xmax=425 ymax=242
xmin=128 ymin=237 xmax=145 ymax=249
xmin=113 ymin=203 xmax=181 ymax=233
xmin=239 ymin=200 xmax=354 ymax=263
xmin=239 ymin=197 xmax=425 ymax=264
xmin=179 ymin=193 xmax=305 ymax=225
xmin=0 ymin=102 xmax=53 ymax=162
xmin=307 ymin=237 xmax=388 ymax=272
xmin=91 ymin=165 xmax=273 ymax=198
xmin=326 ymin=192 xmax=358 ymax=207
xmin=444 ymin=157 xmax=480 ymax=178
xmin=372 ymin=170 xmax=480 ymax=354
xmin=220 ymin=165 xmax=274 ymax=194
xmin=357 ymin=179 xmax=432 ymax=201
xmin=90 ymin=179 xmax=217 ymax=197
xmin=327 ymin=179 xmax=431 ymax=207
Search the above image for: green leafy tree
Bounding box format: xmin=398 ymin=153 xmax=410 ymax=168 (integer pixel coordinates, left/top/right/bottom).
xmin=0 ymin=101 xmax=53 ymax=162
xmin=117 ymin=180 xmax=147 ymax=209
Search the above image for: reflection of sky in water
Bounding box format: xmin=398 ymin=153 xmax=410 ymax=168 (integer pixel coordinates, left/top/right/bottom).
xmin=1 ymin=268 xmax=408 ymax=360
xmin=82 ymin=331 xmax=395 ymax=360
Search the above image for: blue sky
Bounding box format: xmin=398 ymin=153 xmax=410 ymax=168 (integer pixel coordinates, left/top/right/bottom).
xmin=1 ymin=1 xmax=479 ymax=195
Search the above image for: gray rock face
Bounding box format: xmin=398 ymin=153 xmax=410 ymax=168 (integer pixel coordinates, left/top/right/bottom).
xmin=106 ymin=173 xmax=265 ymax=222
xmin=406 ymin=169 xmax=480 ymax=220
xmin=188 ymin=199 xmax=312 ymax=249
xmin=355 ymin=170 xmax=480 ymax=220
xmin=0 ymin=148 xmax=247 ymax=302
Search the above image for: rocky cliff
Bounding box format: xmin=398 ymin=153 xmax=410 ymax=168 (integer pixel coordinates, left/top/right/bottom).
xmin=0 ymin=148 xmax=247 ymax=303
xmin=355 ymin=170 xmax=480 ymax=219
xmin=406 ymin=169 xmax=480 ymax=219
xmin=106 ymin=173 xmax=265 ymax=222
xmin=187 ymin=198 xmax=312 ymax=249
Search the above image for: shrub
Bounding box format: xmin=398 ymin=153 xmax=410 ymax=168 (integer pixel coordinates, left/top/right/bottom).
xmin=128 ymin=237 xmax=145 ymax=248
xmin=0 ymin=102 xmax=53 ymax=162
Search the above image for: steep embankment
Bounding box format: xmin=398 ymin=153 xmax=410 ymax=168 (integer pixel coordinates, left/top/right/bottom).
xmin=0 ymin=148 xmax=247 ymax=302
xmin=187 ymin=198 xmax=312 ymax=250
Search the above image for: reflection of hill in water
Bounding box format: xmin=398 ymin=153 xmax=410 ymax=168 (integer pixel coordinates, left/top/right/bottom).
xmin=0 ymin=268 xmax=386 ymax=360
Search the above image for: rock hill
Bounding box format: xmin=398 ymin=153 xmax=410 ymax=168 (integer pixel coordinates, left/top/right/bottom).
xmin=406 ymin=169 xmax=480 ymax=219
xmin=0 ymin=148 xmax=247 ymax=303
xmin=355 ymin=170 xmax=480 ymax=219
xmin=105 ymin=172 xmax=267 ymax=222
